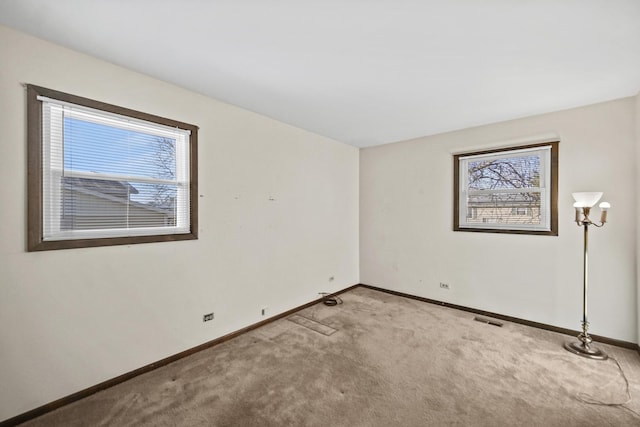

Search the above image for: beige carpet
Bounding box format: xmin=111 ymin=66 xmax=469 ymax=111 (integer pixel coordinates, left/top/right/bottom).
xmin=21 ymin=287 xmax=640 ymax=426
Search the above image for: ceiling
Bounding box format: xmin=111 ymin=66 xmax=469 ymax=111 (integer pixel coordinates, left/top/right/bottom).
xmin=1 ymin=1 xmax=639 ymax=148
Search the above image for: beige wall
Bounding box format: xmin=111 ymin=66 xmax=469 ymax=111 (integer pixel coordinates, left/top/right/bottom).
xmin=0 ymin=25 xmax=359 ymax=421
xmin=361 ymin=97 xmax=637 ymax=344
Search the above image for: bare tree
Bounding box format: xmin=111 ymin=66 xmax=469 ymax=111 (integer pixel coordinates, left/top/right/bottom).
xmin=467 ymin=155 xmax=541 ymax=224
xmin=148 ymin=137 xmax=177 ymax=210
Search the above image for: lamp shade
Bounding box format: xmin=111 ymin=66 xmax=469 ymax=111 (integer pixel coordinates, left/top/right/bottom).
xmin=572 ymin=192 xmax=603 ymax=208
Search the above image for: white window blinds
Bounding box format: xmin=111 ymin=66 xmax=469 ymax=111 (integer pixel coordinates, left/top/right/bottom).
xmin=39 ymin=97 xmax=192 ymax=241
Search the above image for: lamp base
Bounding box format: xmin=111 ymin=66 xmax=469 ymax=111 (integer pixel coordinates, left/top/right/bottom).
xmin=564 ymin=340 xmax=608 ymax=360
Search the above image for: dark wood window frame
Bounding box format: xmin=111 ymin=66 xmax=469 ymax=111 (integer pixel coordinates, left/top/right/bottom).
xmin=453 ymin=141 xmax=558 ymax=236
xmin=27 ymin=84 xmax=199 ymax=251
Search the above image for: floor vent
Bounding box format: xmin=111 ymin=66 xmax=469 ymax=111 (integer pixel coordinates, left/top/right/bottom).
xmin=288 ymin=314 xmax=338 ymax=336
xmin=474 ymin=316 xmax=503 ymax=327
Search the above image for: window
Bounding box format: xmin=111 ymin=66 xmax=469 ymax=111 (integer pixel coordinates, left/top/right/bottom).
xmin=453 ymin=142 xmax=558 ymax=235
xmin=27 ymin=85 xmax=198 ymax=251
xmin=511 ymin=207 xmax=528 ymax=216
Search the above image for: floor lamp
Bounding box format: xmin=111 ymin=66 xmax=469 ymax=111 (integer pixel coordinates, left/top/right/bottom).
xmin=564 ymin=192 xmax=610 ymax=360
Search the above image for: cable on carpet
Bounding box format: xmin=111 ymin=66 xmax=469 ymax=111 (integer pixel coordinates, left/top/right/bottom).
xmin=319 ymin=292 xmax=343 ymax=306
xmin=575 ymin=356 xmax=640 ymax=418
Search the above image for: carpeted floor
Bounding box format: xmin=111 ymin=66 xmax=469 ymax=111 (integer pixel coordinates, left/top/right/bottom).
xmin=21 ymin=287 xmax=640 ymax=426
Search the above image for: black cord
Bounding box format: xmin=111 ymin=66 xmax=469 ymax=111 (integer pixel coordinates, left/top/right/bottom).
xmin=319 ymin=292 xmax=343 ymax=306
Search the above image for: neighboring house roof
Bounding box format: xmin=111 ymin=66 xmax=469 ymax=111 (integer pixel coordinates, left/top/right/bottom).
xmin=467 ymin=192 xmax=540 ymax=208
xmin=62 ymin=176 xmax=172 ymax=215
xmin=63 ymin=176 xmax=139 ymax=198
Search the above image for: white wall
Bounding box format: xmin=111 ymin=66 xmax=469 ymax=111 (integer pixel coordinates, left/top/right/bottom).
xmin=637 ymin=92 xmax=640 ymax=346
xmin=361 ymin=97 xmax=637 ymax=343
xmin=0 ymin=25 xmax=359 ymax=421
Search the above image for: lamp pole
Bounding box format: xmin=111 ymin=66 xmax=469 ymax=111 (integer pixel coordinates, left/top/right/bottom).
xmin=564 ymin=199 xmax=609 ymax=361
xmin=582 ymin=221 xmax=589 ymax=342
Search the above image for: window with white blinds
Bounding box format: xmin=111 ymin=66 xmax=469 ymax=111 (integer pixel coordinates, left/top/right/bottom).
xmin=27 ymin=85 xmax=198 ymax=250
xmin=453 ymin=142 xmax=558 ymax=235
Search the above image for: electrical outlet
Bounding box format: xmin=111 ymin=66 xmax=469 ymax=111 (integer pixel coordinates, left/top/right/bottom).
xmin=261 ymin=307 xmax=268 ymax=316
xmin=203 ymin=313 xmax=214 ymax=322
xmin=439 ymin=282 xmax=450 ymax=290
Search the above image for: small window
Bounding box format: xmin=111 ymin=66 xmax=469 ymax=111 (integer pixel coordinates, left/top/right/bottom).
xmin=511 ymin=207 xmax=528 ymax=216
xmin=27 ymin=85 xmax=198 ymax=251
xmin=453 ymin=142 xmax=558 ymax=235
